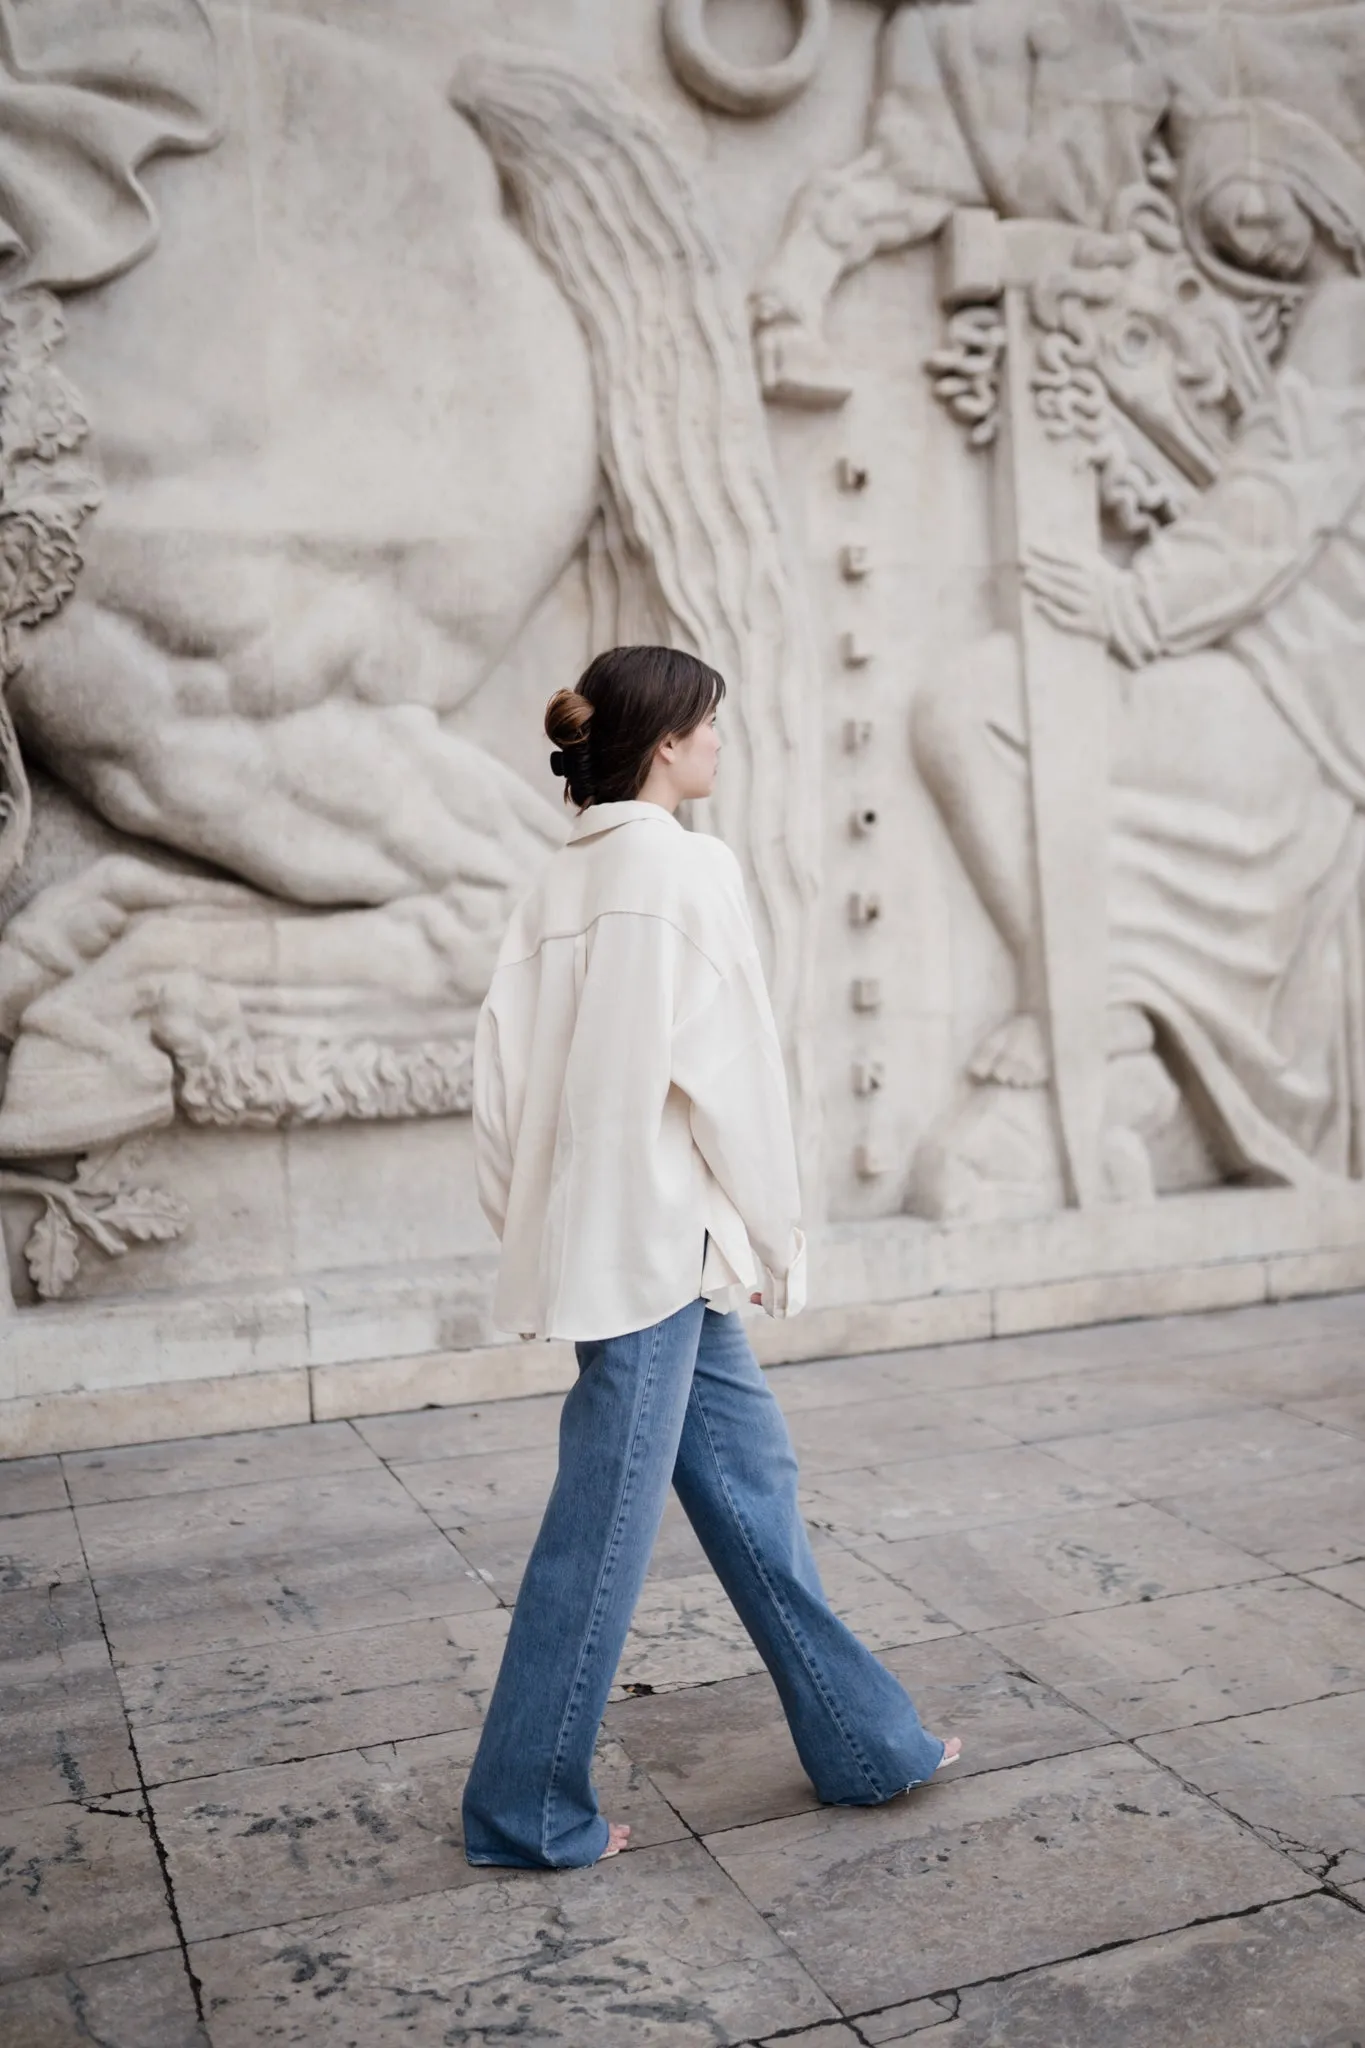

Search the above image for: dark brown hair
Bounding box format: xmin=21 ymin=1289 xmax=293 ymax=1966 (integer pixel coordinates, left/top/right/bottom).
xmin=544 ymin=645 xmax=725 ymax=808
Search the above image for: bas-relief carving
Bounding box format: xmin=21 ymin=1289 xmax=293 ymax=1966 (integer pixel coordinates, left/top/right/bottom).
xmin=0 ymin=5 xmax=820 ymax=1300
xmin=727 ymin=0 xmax=1365 ymax=1224
xmin=3 ymin=0 xmax=1365 ymax=1317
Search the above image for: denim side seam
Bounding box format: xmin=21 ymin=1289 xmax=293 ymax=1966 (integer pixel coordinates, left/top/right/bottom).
xmin=539 ymin=1315 xmax=667 ymax=1862
xmin=688 ymin=1379 xmax=886 ymax=1802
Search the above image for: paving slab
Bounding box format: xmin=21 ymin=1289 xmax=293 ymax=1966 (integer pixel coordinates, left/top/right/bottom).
xmin=61 ymin=1421 xmax=377 ymax=1506
xmin=755 ymin=2026 xmax=862 ymax=2047
xmin=449 ymin=1493 xmax=710 ymax=1604
xmin=989 ymin=1577 xmax=1365 ymax=1735
xmin=0 ymin=1948 xmax=208 ymax=2048
xmin=856 ymin=1998 xmax=960 ymax=2042
xmin=389 ymin=1442 xmax=562 ymax=1524
xmin=76 ymin=1468 xmax=496 ymax=1665
xmin=944 ymin=1367 xmax=1249 ymax=1443
xmin=605 ymin=1634 xmax=1106 ymax=1836
xmin=803 ymin=1446 xmax=1125 ymax=1549
xmin=2 ymin=1640 xmax=139 ymax=1813
xmin=1281 ymin=1387 xmax=1365 ymax=1439
xmin=152 ymin=1727 xmax=685 ymax=1941
xmin=1306 ymin=1559 xmax=1365 ymax=1608
xmin=870 ymin=1500 xmax=1274 ymax=1631
xmin=1194 ymin=1330 xmax=1365 ymax=1405
xmin=1041 ymin=1407 xmax=1365 ymax=1498
xmin=613 ymin=1547 xmax=957 ymax=1695
xmin=0 ymin=1573 xmax=106 ymax=1673
xmin=0 ymin=1457 xmax=67 ymax=1519
xmin=0 ymin=1801 xmax=178 ymax=1983
xmin=1158 ymin=1460 xmax=1365 ymax=1572
xmin=926 ymin=1893 xmax=1365 ymax=2048
xmin=1141 ymin=1692 xmax=1365 ymax=1886
xmin=119 ymin=1607 xmax=511 ymax=1783
xmin=785 ymin=1399 xmax=1014 ymax=1475
xmin=191 ymin=1838 xmax=836 ymax=2047
xmin=355 ymin=1393 xmax=566 ymax=1463
xmin=0 ymin=1507 xmax=87 ymax=1594
xmin=704 ymin=1745 xmax=1309 ymax=2013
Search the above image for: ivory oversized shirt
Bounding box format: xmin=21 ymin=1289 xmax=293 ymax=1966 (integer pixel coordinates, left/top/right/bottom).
xmin=473 ymin=800 xmax=807 ymax=1341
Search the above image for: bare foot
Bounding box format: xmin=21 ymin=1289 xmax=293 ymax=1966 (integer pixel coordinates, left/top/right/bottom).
xmin=968 ymin=1011 xmax=1049 ymax=1087
xmin=969 ymin=1004 xmax=1156 ymax=1088
xmin=598 ymin=1821 xmax=631 ymax=1860
xmin=936 ymin=1738 xmax=963 ymax=1772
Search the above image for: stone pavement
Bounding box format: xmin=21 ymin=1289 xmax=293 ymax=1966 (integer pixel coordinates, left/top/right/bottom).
xmin=2 ymin=1294 xmax=1364 ymax=2047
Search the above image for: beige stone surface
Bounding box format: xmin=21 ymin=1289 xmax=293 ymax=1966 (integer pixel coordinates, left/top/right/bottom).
xmin=61 ymin=1419 xmax=376 ymax=1506
xmin=785 ymin=1396 xmax=1014 ymax=1474
xmin=931 ymin=1895 xmax=1365 ymax=2048
xmin=873 ymin=1501 xmax=1274 ymax=1632
xmin=705 ymin=1746 xmax=1309 ymax=2013
xmin=311 ymin=1340 xmax=578 ymax=1423
xmin=388 ymin=1442 xmax=563 ymax=1526
xmin=0 ymin=1455 xmax=66 ymax=1517
xmin=1 ymin=1293 xmax=1361 ymax=2041
xmin=119 ymin=1608 xmax=512 ymax=1784
xmin=989 ymin=1578 xmax=1365 ymax=1736
xmin=992 ymin=1262 xmax=1268 ymax=1339
xmin=76 ymin=1466 xmax=496 ymax=1665
xmin=0 ymin=1802 xmax=179 ymax=1982
xmin=606 ymin=1633 xmax=1106 ymax=1837
xmin=0 ymin=1948 xmax=208 ymax=2048
xmin=191 ymin=1840 xmax=837 ymax=2047
xmin=1140 ymin=1694 xmax=1365 ymax=1887
xmin=614 ymin=1545 xmax=958 ymax=1695
xmin=1160 ymin=1460 xmax=1365 ymax=1573
xmin=0 ymin=1369 xmax=312 ymax=1460
xmin=803 ymin=1444 xmax=1126 ymax=1549
xmin=1041 ymin=1406 xmax=1365 ymax=1497
xmin=354 ymin=1392 xmax=566 ymax=1463
xmin=152 ymin=1729 xmax=685 ymax=1942
xmin=1306 ymin=1559 xmax=1365 ymax=1609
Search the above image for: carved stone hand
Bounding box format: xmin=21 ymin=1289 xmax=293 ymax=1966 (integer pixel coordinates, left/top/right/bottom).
xmin=1022 ymin=545 xmax=1127 ymax=644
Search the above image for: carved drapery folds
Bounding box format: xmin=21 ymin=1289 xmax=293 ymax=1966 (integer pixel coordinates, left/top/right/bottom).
xmin=709 ymin=0 xmax=1365 ymax=1220
xmin=5 ymin=0 xmax=1365 ymax=1310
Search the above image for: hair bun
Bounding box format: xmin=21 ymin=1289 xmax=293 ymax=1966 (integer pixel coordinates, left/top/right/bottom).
xmin=544 ymin=687 xmax=594 ymax=751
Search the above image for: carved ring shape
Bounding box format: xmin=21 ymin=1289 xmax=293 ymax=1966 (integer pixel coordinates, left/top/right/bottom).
xmin=662 ymin=0 xmax=830 ymax=116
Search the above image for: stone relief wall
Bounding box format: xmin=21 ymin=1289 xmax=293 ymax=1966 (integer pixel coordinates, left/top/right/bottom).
xmin=2 ymin=0 xmax=1365 ymax=1377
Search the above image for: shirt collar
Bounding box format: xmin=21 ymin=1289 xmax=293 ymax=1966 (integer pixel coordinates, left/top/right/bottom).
xmin=567 ymin=800 xmax=683 ymax=843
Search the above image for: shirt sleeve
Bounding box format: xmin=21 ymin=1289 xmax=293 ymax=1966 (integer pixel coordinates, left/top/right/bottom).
xmin=472 ymin=991 xmax=511 ymax=1240
xmin=669 ymin=859 xmax=806 ymax=1316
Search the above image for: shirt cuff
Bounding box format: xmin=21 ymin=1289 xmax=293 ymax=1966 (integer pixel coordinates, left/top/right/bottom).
xmin=761 ymin=1229 xmax=807 ymax=1318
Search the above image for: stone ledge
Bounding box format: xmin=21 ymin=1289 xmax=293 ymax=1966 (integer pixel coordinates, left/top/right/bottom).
xmin=311 ymin=1340 xmax=578 ymax=1422
xmin=0 ymin=1370 xmax=310 ymax=1459
xmin=10 ymin=1240 xmax=1363 ymax=1457
xmin=992 ymin=1258 xmax=1269 ymax=1338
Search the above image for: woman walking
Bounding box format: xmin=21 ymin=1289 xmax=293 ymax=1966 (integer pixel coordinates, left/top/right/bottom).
xmin=463 ymin=644 xmax=959 ymax=1869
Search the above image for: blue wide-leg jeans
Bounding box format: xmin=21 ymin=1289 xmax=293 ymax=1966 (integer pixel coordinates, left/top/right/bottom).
xmin=461 ymin=1300 xmax=945 ymax=1868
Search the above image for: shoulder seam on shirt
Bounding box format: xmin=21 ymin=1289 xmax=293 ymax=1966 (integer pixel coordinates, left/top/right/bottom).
xmin=496 ymin=907 xmax=729 ymax=978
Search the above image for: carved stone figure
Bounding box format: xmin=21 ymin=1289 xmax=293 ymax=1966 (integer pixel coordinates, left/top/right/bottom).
xmin=913 ymin=96 xmax=1365 ymax=1213
xmin=0 ymin=16 xmax=821 ymax=1297
xmin=745 ymin=0 xmax=1365 ymax=406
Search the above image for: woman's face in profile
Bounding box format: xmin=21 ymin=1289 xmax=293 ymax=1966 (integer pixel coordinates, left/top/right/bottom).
xmin=663 ymin=707 xmax=721 ymax=800
xmin=1203 ymin=176 xmax=1314 ymax=279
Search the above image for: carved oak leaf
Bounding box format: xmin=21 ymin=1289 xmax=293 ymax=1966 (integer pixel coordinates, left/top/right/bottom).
xmin=100 ymin=1185 xmax=190 ymax=1243
xmin=25 ymin=1204 xmax=81 ymax=1300
xmin=73 ymin=1139 xmax=150 ymax=1197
